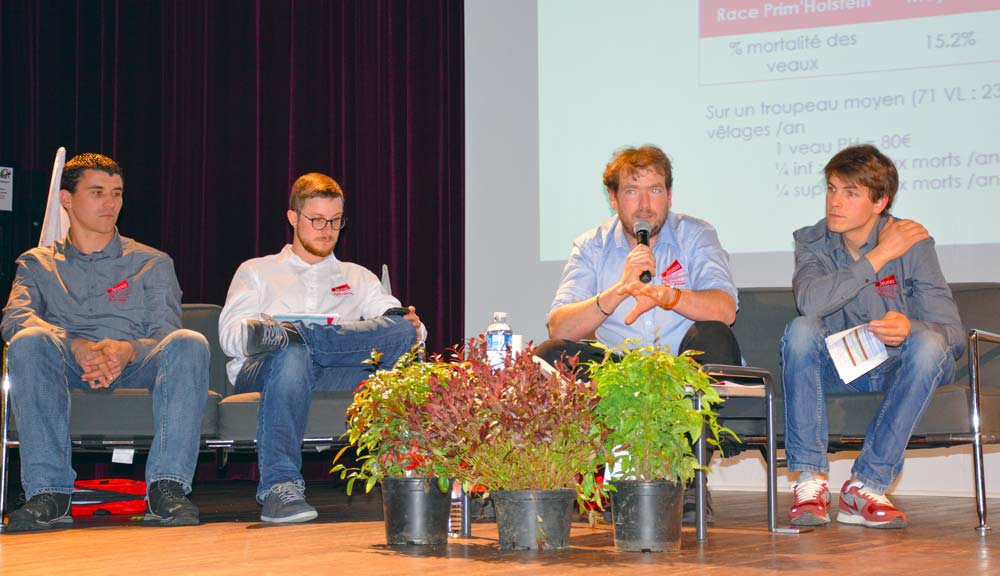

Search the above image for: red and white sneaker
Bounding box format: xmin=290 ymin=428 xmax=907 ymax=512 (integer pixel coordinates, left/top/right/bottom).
xmin=837 ymin=480 xmax=907 ymax=529
xmin=790 ymin=477 xmax=831 ymax=526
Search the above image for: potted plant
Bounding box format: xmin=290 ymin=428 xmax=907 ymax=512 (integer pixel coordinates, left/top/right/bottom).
xmin=587 ymin=341 xmax=733 ymax=552
xmin=332 ymin=346 xmax=458 ymax=546
xmin=413 ymin=338 xmax=607 ymax=551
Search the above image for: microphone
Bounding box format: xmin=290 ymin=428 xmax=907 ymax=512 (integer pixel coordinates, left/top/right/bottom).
xmin=634 ymin=219 xmax=652 ymax=283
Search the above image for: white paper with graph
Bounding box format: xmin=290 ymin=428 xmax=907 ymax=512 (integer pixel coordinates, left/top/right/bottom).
xmin=824 ymin=324 xmax=888 ymax=384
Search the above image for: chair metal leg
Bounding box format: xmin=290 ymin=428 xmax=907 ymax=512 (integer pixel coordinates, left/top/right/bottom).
xmin=972 ymin=439 xmax=990 ymax=535
xmin=702 ymin=364 xmax=803 ymax=535
xmin=215 ymin=448 xmax=229 ymax=477
xmin=695 ymin=391 xmax=708 ymax=542
xmin=969 ymin=329 xmax=995 ymax=534
xmin=1 ymin=347 xmax=11 ymax=529
xmin=765 ymin=372 xmax=805 ymax=535
xmin=766 ymin=376 xmax=777 ymax=533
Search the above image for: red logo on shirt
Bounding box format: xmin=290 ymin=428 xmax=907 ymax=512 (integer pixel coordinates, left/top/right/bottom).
xmin=107 ymin=280 xmax=131 ymax=303
xmin=331 ymin=283 xmax=353 ymax=296
xmin=660 ymin=260 xmax=688 ymax=287
xmin=875 ymin=275 xmax=899 ymax=300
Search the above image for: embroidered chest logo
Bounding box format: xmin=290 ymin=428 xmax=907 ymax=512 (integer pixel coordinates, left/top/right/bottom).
xmin=660 ymin=260 xmax=688 ymax=287
xmin=107 ymin=280 xmax=131 ymax=303
xmin=331 ymin=283 xmax=354 ymax=297
xmin=875 ymin=275 xmax=899 ymax=300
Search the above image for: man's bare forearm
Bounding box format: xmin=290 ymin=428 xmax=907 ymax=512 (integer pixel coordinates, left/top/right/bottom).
xmin=548 ymin=285 xmax=628 ymax=340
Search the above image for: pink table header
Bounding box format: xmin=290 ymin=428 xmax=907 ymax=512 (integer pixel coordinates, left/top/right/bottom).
xmin=700 ymin=0 xmax=1000 ymax=38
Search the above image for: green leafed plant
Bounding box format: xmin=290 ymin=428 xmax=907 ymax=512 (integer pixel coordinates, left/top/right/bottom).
xmin=587 ymin=341 xmax=736 ymax=486
xmin=413 ymin=338 xmax=608 ymax=508
xmin=331 ymin=345 xmax=458 ymax=495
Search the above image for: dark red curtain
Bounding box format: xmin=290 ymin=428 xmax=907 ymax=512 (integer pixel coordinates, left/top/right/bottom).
xmin=0 ymin=0 xmax=464 ymax=354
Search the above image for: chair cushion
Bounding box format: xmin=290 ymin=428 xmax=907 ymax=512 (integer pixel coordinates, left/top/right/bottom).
xmin=217 ymin=391 xmax=354 ymax=444
xmin=7 ymin=389 xmax=221 ymax=440
xmin=825 ymin=383 xmax=1000 ymax=438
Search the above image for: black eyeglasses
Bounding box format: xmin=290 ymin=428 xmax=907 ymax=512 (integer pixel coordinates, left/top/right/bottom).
xmin=299 ymin=213 xmax=347 ymax=231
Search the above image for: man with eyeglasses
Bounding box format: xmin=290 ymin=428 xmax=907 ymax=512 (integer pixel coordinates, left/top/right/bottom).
xmin=219 ymin=172 xmax=424 ymax=523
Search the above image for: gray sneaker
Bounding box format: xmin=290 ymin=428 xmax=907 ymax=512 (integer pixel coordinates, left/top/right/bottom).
xmin=243 ymin=317 xmax=302 ymax=356
xmin=261 ymin=482 xmax=318 ymax=524
xmin=7 ymin=492 xmax=73 ymax=532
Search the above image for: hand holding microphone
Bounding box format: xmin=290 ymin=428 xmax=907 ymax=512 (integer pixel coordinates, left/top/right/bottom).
xmin=634 ymin=219 xmax=652 ymax=283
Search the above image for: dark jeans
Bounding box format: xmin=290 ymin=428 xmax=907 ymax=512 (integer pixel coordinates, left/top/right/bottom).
xmin=234 ymin=316 xmax=417 ymax=501
xmin=8 ymin=327 xmax=210 ymax=499
xmin=535 ymin=320 xmax=743 ymax=381
xmin=781 ymin=315 xmax=954 ymax=492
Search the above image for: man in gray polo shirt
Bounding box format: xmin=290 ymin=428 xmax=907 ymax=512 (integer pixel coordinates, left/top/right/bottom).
xmin=1 ymin=152 xmax=209 ymax=531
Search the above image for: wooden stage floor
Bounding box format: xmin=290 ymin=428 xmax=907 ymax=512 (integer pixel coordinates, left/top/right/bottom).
xmin=1 ymin=481 xmax=997 ymax=575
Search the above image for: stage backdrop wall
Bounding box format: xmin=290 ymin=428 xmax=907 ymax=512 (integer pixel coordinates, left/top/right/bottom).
xmin=0 ymin=0 xmax=464 ymax=355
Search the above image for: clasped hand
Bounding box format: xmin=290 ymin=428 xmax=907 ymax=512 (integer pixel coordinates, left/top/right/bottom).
xmin=615 ymin=244 xmax=674 ymax=325
xmin=71 ymin=338 xmax=136 ymax=389
xmin=616 ymin=281 xmax=676 ymax=325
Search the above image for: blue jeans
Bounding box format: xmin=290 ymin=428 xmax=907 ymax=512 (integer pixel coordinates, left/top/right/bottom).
xmin=780 ymin=315 xmax=954 ymax=492
xmin=234 ymin=316 xmax=417 ymax=502
xmin=7 ymin=327 xmax=210 ymax=499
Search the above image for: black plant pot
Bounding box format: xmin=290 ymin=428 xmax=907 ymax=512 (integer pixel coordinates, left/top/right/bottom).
xmin=490 ymin=489 xmax=577 ymax=551
xmin=381 ymin=477 xmax=451 ymax=546
xmin=610 ymin=480 xmax=684 ymax=552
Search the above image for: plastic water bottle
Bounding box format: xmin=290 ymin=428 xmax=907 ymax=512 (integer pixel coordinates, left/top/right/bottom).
xmin=486 ymin=311 xmax=512 ymax=369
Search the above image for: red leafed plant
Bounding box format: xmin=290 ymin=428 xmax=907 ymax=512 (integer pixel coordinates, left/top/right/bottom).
xmin=411 ymin=338 xmax=608 ymax=507
xmin=331 ymin=346 xmax=458 ymax=495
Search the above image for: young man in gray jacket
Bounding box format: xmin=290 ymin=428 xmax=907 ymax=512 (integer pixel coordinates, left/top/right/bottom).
xmin=782 ymin=144 xmax=963 ymax=529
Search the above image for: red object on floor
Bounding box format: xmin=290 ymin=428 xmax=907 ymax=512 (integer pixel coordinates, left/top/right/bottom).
xmin=72 ymin=479 xmax=147 ymax=517
xmin=578 ymin=469 xmax=609 ymax=512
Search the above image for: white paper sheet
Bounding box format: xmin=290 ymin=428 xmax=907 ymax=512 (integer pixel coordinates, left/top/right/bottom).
xmin=824 ymin=324 xmax=888 ymax=384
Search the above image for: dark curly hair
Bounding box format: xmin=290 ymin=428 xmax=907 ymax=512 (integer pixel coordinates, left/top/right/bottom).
xmin=60 ymin=153 xmax=123 ymax=193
